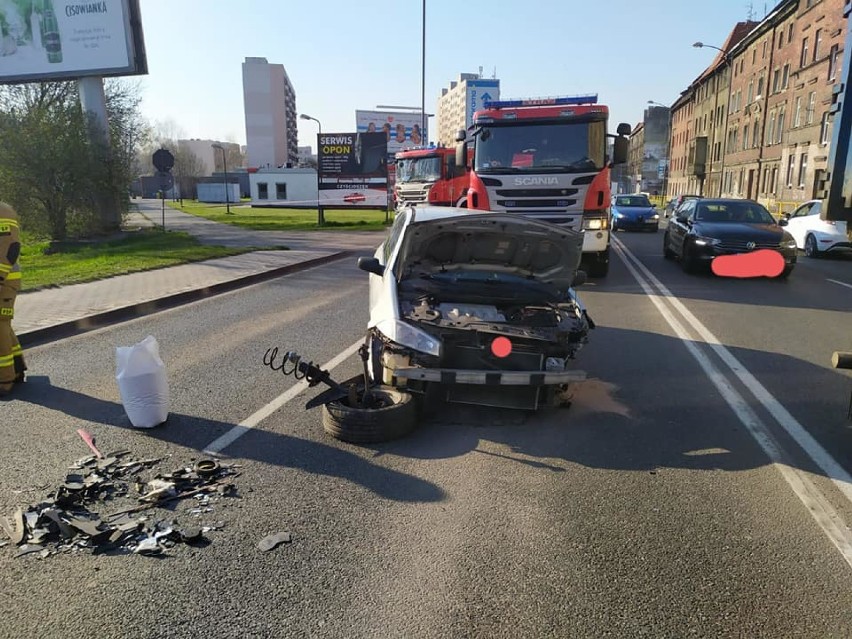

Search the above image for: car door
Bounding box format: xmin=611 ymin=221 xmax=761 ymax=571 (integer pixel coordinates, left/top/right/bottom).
xmin=785 ymin=202 xmax=815 ymax=247
xmin=668 ymin=200 xmax=694 ymax=256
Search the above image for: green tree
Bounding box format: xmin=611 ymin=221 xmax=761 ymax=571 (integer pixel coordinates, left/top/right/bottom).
xmin=0 ymin=79 xmax=146 ymax=241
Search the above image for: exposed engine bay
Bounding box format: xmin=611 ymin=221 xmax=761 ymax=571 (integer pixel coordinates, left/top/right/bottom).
xmin=398 ymin=289 xmax=593 ymax=362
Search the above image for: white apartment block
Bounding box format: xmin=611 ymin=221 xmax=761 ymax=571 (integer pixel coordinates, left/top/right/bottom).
xmin=242 ymin=57 xmax=299 ymax=170
xmin=436 ymin=73 xmax=500 ymax=146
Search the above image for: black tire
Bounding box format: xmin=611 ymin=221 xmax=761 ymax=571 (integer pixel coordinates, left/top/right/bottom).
xmin=778 ymin=265 xmax=795 ymax=279
xmin=804 ymin=234 xmax=821 ymax=259
xmin=586 ymin=247 xmax=609 ymax=277
xmin=663 ymin=233 xmax=676 ymax=260
xmin=587 ymin=256 xmax=610 ymax=278
xmin=322 ymin=384 xmax=418 ymax=444
xmin=681 ymin=241 xmax=699 ymax=274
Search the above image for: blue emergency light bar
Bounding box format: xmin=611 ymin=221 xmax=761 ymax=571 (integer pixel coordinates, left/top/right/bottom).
xmin=482 ymin=94 xmax=598 ymax=109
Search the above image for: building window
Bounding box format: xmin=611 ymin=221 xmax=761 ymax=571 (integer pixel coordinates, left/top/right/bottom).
xmin=782 ymin=64 xmax=789 ymax=89
xmin=806 ymin=91 xmax=816 ymax=124
xmin=778 ymin=31 xmax=783 ymax=50
xmin=757 ymin=75 xmax=764 ymax=97
xmin=762 ymin=40 xmax=767 ymax=59
xmin=753 ymin=49 xmax=757 ymax=64
xmin=829 ymin=45 xmax=840 ymax=80
xmin=777 ymin=107 xmax=785 ymax=144
xmin=772 ymin=68 xmax=781 ymax=93
xmin=767 ymin=111 xmax=776 ymax=145
xmin=813 ymin=28 xmax=822 ymax=61
xmin=771 ymin=167 xmax=778 ymax=192
xmin=786 ymin=154 xmax=795 ymax=186
xmin=800 ymin=37 xmax=809 ymax=68
xmin=743 ymin=124 xmax=750 ymax=150
xmin=820 ymin=111 xmax=831 ymax=144
xmin=753 ymin=118 xmax=760 ymax=147
xmin=798 ymin=153 xmax=808 ymax=187
xmin=258 ymin=182 xmax=268 ymax=199
xmin=794 ymin=96 xmax=802 ymax=127
xmin=747 ymin=81 xmax=754 ymax=104
xmin=275 ymin=183 xmax=287 ymax=199
xmin=788 ymin=23 xmax=794 ymax=44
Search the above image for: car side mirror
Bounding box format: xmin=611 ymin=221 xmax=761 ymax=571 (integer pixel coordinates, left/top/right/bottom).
xmin=357 ymin=256 xmax=385 ymax=276
xmin=778 ymin=218 xmax=788 ymax=226
xmin=571 ymin=270 xmax=587 ymax=288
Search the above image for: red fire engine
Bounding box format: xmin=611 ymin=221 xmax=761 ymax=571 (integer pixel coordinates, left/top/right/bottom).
xmin=454 ymin=95 xmax=630 ymax=277
xmin=394 ymin=145 xmax=471 ymax=208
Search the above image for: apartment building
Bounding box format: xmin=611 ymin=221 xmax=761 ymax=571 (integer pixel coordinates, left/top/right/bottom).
xmin=722 ymin=11 xmax=794 ymax=201
xmin=668 ymin=89 xmax=697 ymax=196
xmin=776 ymin=0 xmax=846 ymax=207
xmin=436 ymin=73 xmax=500 ymax=146
xmin=242 ymin=57 xmax=299 ymax=170
xmin=671 ymin=0 xmax=848 ymax=212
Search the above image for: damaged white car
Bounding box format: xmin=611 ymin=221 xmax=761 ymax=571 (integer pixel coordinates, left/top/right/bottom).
xmin=320 ymin=205 xmax=594 ymax=442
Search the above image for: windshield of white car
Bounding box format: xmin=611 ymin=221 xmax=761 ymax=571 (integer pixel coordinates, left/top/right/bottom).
xmin=474 ymin=120 xmax=606 ymax=174
xmin=694 ymin=202 xmax=777 ymax=224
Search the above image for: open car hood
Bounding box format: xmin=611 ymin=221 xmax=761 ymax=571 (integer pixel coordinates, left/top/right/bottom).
xmin=395 ymin=213 xmax=584 ymax=291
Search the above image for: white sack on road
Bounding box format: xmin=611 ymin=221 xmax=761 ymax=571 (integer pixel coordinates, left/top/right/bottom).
xmin=116 ymin=335 xmax=170 ymax=428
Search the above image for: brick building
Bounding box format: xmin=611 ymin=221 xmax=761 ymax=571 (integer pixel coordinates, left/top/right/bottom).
xmin=776 ymin=0 xmax=846 ymax=209
xmin=677 ymin=0 xmax=848 ymax=213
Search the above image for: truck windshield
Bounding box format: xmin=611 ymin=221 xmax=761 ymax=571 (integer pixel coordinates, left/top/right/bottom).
xmin=396 ymin=156 xmax=442 ymax=183
xmin=474 ymin=120 xmax=606 ymax=174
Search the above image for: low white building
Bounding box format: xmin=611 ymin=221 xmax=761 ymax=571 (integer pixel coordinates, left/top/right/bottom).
xmin=249 ymin=168 xmax=318 ymax=207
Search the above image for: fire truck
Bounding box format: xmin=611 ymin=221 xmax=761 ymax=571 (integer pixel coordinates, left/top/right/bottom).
xmin=394 ymin=145 xmax=470 ymax=209
xmin=454 ymin=95 xmax=630 ymax=278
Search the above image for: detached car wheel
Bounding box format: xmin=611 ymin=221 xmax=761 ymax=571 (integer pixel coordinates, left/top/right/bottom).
xmin=322 ymin=384 xmax=418 ymax=444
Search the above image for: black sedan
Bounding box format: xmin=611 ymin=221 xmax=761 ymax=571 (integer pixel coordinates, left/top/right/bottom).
xmin=663 ymin=198 xmax=798 ymax=277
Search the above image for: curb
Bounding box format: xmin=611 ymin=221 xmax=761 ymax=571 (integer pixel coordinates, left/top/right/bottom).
xmin=19 ymin=250 xmax=355 ymax=348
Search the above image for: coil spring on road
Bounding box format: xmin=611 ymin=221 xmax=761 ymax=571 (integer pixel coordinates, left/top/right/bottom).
xmin=263 ymin=348 xmax=324 ymax=385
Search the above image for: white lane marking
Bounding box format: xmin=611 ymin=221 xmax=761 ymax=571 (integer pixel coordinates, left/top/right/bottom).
xmin=614 ymin=237 xmax=852 ymax=505
xmin=203 ymin=339 xmax=364 ymax=455
xmin=828 ymin=279 xmax=852 ymax=291
xmin=612 ymin=241 xmax=852 ymax=569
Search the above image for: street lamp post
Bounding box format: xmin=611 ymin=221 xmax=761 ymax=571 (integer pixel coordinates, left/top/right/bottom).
xmin=300 ymin=113 xmax=324 ymax=225
xmin=648 ymin=100 xmax=672 ymax=199
xmin=211 ymin=143 xmax=231 ymax=214
xmin=693 ymin=42 xmax=733 ymax=197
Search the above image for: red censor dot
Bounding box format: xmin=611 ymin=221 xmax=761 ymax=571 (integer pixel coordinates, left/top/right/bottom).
xmin=711 ymin=249 xmax=785 ymax=278
xmin=491 ymin=336 xmax=513 ymax=358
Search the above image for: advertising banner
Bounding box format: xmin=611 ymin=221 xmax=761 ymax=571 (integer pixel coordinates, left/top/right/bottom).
xmin=0 ymin=0 xmax=147 ymax=84
xmin=355 ymin=110 xmax=427 ymax=157
xmin=465 ymin=79 xmax=500 ymax=129
xmin=317 ymin=132 xmax=388 ymax=208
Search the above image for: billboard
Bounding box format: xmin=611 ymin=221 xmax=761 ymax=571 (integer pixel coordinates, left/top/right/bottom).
xmin=355 ymin=110 xmax=427 ymax=157
xmin=466 ymin=79 xmax=500 ymax=129
xmin=317 ymin=132 xmax=388 ymax=208
xmin=0 ymin=0 xmax=147 ymax=84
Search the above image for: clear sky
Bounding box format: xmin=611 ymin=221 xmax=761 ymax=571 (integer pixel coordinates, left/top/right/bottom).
xmin=135 ymin=0 xmax=767 ymax=149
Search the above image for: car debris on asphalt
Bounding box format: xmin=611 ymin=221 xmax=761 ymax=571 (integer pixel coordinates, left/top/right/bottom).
xmin=0 ymin=430 xmax=240 ymax=559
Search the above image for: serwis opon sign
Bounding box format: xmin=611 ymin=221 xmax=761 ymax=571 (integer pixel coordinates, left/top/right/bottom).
xmin=0 ymin=0 xmax=147 ymax=85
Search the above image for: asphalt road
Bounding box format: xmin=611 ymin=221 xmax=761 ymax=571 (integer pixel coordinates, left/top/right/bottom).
xmin=1 ymin=233 xmax=852 ymax=638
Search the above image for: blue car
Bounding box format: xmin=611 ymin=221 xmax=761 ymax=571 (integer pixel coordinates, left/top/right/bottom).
xmin=611 ymin=194 xmax=660 ymax=232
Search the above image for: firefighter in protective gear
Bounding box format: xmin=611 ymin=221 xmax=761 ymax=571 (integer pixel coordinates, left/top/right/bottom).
xmin=0 ymin=201 xmax=25 ymax=397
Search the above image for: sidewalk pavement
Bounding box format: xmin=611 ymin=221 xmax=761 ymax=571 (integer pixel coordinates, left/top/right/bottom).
xmin=15 ymin=201 xmax=386 ymax=346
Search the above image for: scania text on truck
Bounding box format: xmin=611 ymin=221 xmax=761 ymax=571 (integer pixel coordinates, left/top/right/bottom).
xmin=454 ymin=95 xmax=630 ymax=278
xmin=394 ymin=145 xmax=470 ymax=209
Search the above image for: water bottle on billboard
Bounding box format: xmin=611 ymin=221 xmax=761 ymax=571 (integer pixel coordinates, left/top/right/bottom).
xmin=42 ymin=0 xmax=62 ymax=64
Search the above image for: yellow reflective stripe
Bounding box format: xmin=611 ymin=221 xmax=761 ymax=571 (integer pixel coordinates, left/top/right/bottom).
xmin=11 ymin=347 xmax=23 ymax=356
xmin=5 ymin=272 xmax=21 ymax=280
xmin=0 ymin=356 xmax=14 ymax=367
xmin=0 ymin=308 xmax=13 ymax=317
xmin=0 ymin=264 xmax=10 ymax=273
xmin=0 ymin=218 xmax=18 ymax=227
